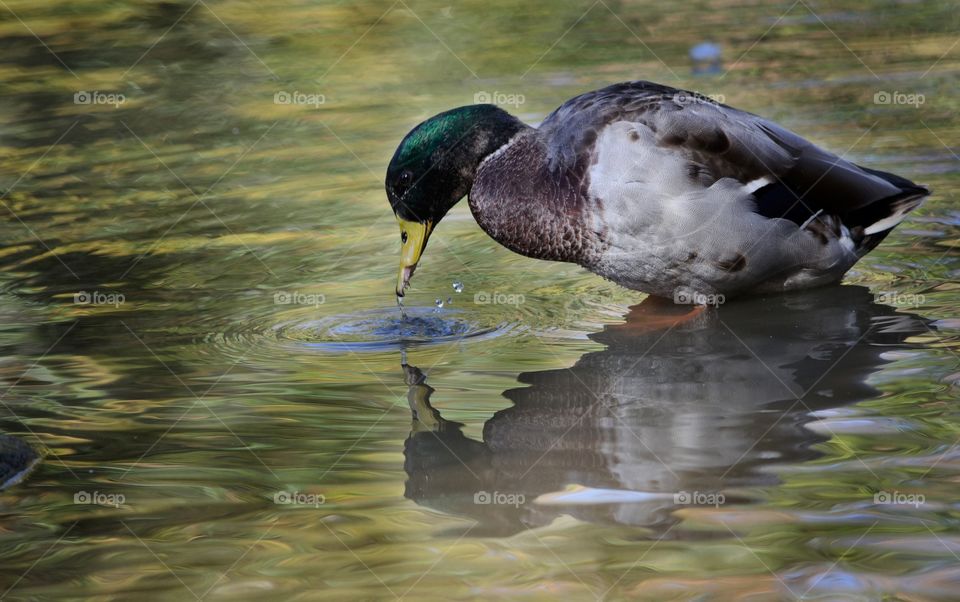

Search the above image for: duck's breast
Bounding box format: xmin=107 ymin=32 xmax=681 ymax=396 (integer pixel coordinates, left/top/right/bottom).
xmin=469 ymin=131 xmax=605 ymax=265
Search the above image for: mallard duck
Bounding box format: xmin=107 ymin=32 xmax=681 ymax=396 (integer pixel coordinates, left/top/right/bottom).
xmin=386 ymin=81 xmax=929 ymax=302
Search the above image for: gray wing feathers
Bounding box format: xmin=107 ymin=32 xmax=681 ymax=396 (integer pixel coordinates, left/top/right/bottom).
xmin=538 ymin=81 xmax=905 ymax=212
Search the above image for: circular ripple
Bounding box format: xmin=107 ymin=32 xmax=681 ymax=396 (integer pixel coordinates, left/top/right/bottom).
xmin=272 ymin=307 xmax=515 ymax=351
xmin=198 ymin=305 xmax=519 ymax=365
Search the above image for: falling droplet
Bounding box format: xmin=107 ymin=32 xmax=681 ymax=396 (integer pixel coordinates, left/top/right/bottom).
xmin=435 ymin=298 xmax=444 ymax=309
xmin=452 ymin=281 xmax=464 ymax=293
xmin=447 ymin=297 xmax=452 ymax=305
xmin=396 ymin=295 xmax=406 ymax=319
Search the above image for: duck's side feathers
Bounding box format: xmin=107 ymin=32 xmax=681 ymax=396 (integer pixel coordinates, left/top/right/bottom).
xmin=537 ymin=81 xmax=798 ymax=186
xmin=537 ymin=81 xmax=925 ymax=228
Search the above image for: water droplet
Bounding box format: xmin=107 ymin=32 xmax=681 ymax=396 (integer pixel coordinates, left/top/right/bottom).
xmin=452 ymin=281 xmax=464 ymax=293
xmin=435 ymin=298 xmax=444 ymax=309
xmin=447 ymin=297 xmax=452 ymax=305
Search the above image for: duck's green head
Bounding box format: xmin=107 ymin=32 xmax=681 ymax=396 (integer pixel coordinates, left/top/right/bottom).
xmin=386 ymin=104 xmax=524 ymax=297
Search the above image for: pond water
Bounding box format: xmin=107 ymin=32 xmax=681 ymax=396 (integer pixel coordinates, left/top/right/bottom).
xmin=0 ymin=0 xmax=958 ymax=600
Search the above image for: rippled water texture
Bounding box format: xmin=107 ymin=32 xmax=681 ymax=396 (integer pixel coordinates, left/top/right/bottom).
xmin=0 ymin=1 xmax=958 ymax=600
xmin=280 ymin=307 xmax=513 ymax=349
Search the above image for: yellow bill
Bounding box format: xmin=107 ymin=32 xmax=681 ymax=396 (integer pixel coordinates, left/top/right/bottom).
xmin=396 ymin=218 xmax=433 ymax=297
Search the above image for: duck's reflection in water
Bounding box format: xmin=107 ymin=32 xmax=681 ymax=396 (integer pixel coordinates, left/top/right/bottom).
xmin=402 ymin=286 xmax=931 ymax=536
xmin=0 ymin=433 xmax=39 ymax=491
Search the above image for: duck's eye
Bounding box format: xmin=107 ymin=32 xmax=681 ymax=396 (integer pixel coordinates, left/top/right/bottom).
xmin=395 ymin=171 xmax=413 ymax=197
xmin=401 ymin=231 xmax=408 ymax=244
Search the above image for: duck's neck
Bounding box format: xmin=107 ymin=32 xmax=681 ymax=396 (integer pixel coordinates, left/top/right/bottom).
xmin=431 ymin=106 xmax=529 ymax=205
xmin=468 ymin=130 xmax=603 ymax=265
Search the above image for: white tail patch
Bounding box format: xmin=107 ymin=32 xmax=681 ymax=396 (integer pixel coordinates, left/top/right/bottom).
xmin=799 ymin=209 xmax=824 ymax=230
xmin=864 ymin=199 xmax=922 ymax=235
xmin=743 ymin=176 xmax=771 ymax=194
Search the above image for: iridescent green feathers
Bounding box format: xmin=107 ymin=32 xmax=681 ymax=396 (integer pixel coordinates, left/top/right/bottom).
xmin=386 ymin=105 xmax=524 ymax=223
